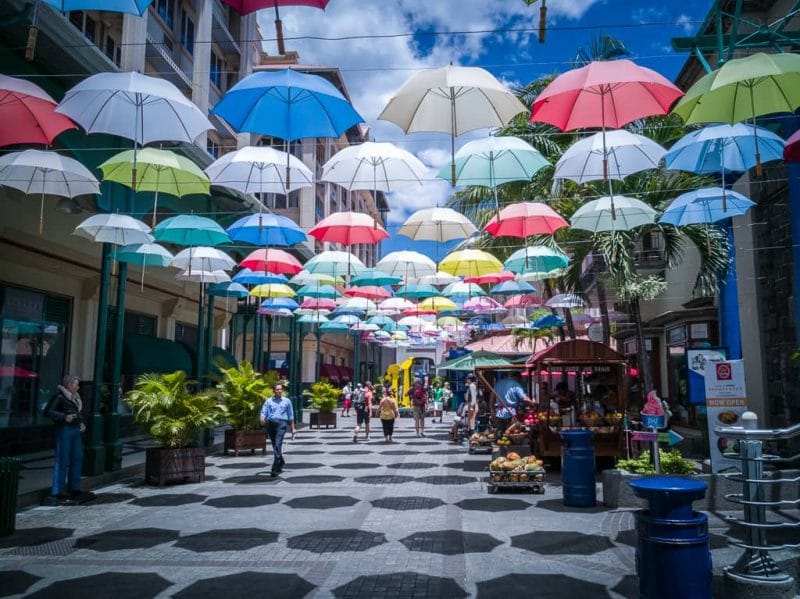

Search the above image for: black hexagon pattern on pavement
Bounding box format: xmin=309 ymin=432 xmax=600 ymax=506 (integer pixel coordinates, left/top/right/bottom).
xmin=0 ymin=527 xmax=74 ymax=548
xmin=400 ymin=530 xmax=502 ymax=555
xmin=282 ymin=475 xmax=346 ymax=484
xmin=511 ymin=531 xmax=615 ymax=555
xmin=215 ymin=462 xmax=264 ymax=469
xmin=385 ymin=462 xmax=438 ymax=470
xmin=129 ymin=494 xmax=207 ymax=507
xmin=287 ymin=529 xmax=387 ymax=553
xmin=353 ymin=475 xmax=415 ymax=485
xmin=610 ymin=575 xmax=639 ymax=599
xmin=74 ymin=528 xmax=180 ymax=552
xmin=172 ymin=572 xmax=314 ymax=599
xmin=329 ymin=462 xmax=382 ymax=470
xmin=333 ymin=573 xmax=467 ymax=599
xmin=84 ymin=492 xmax=136 ymax=505
xmin=445 ymin=461 xmax=488 ymax=472
xmin=476 ymin=574 xmax=612 ymax=598
xmin=173 ymin=528 xmax=279 ymax=552
xmin=223 ymin=474 xmax=281 ymax=485
xmin=203 ymin=494 xmax=281 ymax=508
xmin=329 ymin=450 xmax=371 ymax=456
xmin=0 ymin=571 xmax=41 ymax=597
xmin=25 ymin=572 xmax=172 ymax=599
xmin=455 ymin=498 xmax=533 ymax=512
xmin=284 ymin=495 xmax=360 ymax=509
xmin=415 ymin=475 xmax=477 ymax=485
xmin=370 ymin=496 xmax=447 ymax=511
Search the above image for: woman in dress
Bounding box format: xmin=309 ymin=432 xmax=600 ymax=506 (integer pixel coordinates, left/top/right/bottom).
xmin=378 ymin=387 xmax=399 ymax=443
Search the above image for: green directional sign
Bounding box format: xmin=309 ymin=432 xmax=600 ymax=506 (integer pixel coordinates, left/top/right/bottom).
xmin=658 ymin=430 xmax=684 ymax=446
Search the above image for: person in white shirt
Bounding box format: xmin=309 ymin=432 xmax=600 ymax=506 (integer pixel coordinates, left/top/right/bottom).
xmin=465 ymin=374 xmax=479 ymax=434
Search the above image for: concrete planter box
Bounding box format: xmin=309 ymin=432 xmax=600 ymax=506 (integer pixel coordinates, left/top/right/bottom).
xmin=223 ymin=429 xmax=267 ymax=456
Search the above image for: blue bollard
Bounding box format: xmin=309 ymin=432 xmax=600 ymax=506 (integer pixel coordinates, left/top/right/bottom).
xmin=629 ymin=476 xmax=712 ymax=599
xmin=560 ymin=429 xmax=596 ymax=507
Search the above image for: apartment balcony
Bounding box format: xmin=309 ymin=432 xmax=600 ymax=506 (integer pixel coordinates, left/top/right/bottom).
xmin=212 ymin=0 xmax=240 ymax=56
xmin=145 ymin=32 xmax=192 ymax=94
xmin=633 ymin=249 xmax=667 ymax=270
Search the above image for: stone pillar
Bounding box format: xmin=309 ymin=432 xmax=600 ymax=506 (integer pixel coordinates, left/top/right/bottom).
xmin=192 ymin=0 xmax=213 ymax=147
xmin=120 ymin=13 xmax=147 ymax=72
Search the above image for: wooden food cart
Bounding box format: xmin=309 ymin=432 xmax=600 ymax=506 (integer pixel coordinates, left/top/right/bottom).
xmin=526 ymin=340 xmax=628 ymax=458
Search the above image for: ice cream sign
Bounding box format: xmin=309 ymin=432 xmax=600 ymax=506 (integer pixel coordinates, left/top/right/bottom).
xmin=640 ymin=390 xmax=666 ymax=429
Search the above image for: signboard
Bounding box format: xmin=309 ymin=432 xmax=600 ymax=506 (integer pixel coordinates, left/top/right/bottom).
xmin=587 ymin=323 xmax=603 ymax=343
xmin=641 ymin=414 xmax=666 ymax=429
xmin=704 ymin=359 xmax=747 ymax=473
xmin=631 ymin=431 xmax=658 ymax=442
xmin=686 ymin=347 xmax=726 ymax=405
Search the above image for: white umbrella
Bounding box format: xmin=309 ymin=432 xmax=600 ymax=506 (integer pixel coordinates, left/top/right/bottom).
xmin=320 ymin=141 xmax=427 ymax=192
xmin=377 ymin=250 xmax=437 ymax=279
xmin=0 ymin=149 xmax=99 ymax=234
xmin=205 ymin=145 xmax=314 ymax=196
xmin=413 ymin=271 xmax=460 ymax=286
xmin=398 ymin=207 xmax=477 ymax=242
xmin=545 ymin=293 xmax=586 ymax=309
xmin=442 ymin=281 xmax=485 ymax=297
xmin=570 ymin=196 xmax=657 ymax=232
xmin=340 ymin=297 xmax=377 ymax=313
xmin=176 ymin=269 xmax=231 ymax=284
xmin=305 ymin=250 xmax=367 ymax=278
xmin=379 ymin=297 xmax=416 ymax=312
xmin=333 ymin=314 xmax=362 ymax=325
xmin=171 ymin=246 xmax=236 ymax=272
xmin=73 ymin=214 xmax=153 ymax=246
xmin=289 ymin=270 xmax=342 ymax=286
xmin=351 ymin=322 xmax=379 ymax=331
xmin=554 ymin=129 xmax=666 ymax=184
xmin=378 ymin=65 xmax=528 ymax=185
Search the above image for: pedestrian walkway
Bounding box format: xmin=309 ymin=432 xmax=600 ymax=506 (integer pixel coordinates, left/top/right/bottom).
xmin=0 ymin=414 xmax=790 ymax=598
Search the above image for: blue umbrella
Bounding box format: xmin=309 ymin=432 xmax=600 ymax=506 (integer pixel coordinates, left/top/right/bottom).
xmin=659 ymin=187 xmax=755 ymax=226
xmin=490 ymin=280 xmax=536 ymax=296
xmin=333 ymin=314 xmax=362 ymax=325
xmin=154 ymin=215 xmax=229 ymax=247
xmin=233 ymin=268 xmax=288 ymax=285
xmin=366 ymin=315 xmax=394 ymax=326
xmin=226 ymin=212 xmax=306 ymax=247
xmin=207 ymin=282 xmax=249 ymax=298
xmin=211 ymin=69 xmax=363 ymax=140
xmin=320 ymin=321 xmax=350 ymax=333
xmin=43 ymin=0 xmax=152 ymax=14
xmin=532 ymin=314 xmax=565 ymax=328
xmin=260 ymin=297 xmax=299 ymax=311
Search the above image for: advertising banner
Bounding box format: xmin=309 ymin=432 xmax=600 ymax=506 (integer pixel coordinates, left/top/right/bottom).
xmin=686 ymin=347 xmax=726 ymax=405
xmin=704 ymin=360 xmax=747 ymax=473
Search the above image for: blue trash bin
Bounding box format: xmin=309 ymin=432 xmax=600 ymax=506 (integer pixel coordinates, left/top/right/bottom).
xmin=629 ymin=476 xmax=712 ymax=599
xmin=560 ymin=430 xmax=596 ymax=507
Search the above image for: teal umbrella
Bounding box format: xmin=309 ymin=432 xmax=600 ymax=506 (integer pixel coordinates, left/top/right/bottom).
xmin=434 ymin=350 xmax=513 ymax=371
xmin=297 ymin=284 xmax=339 ymax=299
xmin=395 ymin=282 xmax=438 ymax=299
xmin=349 ymin=268 xmax=402 ymax=287
xmin=153 ymin=215 xmax=229 ymax=247
xmin=116 ymin=242 xmax=174 ymax=290
xmin=320 ymin=320 xmax=350 ymax=333
xmin=504 ymin=246 xmax=569 ymax=275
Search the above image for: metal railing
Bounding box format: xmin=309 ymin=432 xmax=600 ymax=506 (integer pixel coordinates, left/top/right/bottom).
xmin=715 ymin=415 xmax=800 ymax=588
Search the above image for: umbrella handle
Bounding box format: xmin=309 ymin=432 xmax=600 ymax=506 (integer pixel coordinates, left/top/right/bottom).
xmin=538 ymin=0 xmax=547 ymax=43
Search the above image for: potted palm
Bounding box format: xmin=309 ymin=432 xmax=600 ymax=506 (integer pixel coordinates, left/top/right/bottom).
xmin=215 ymin=362 xmax=276 ymax=456
xmin=125 ymin=370 xmax=227 ymax=486
xmin=304 ymin=378 xmax=339 ymax=429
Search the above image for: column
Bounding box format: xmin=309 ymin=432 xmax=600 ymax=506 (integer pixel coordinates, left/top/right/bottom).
xmin=120 ymin=12 xmax=147 ymax=72
xmin=191 ymin=0 xmax=212 ymax=147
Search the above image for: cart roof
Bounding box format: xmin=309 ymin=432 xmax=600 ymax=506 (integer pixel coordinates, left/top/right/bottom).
xmin=525 ymin=339 xmax=626 ymax=366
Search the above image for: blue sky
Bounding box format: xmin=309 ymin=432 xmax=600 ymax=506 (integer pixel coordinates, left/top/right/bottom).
xmin=255 ymin=0 xmax=710 ymax=258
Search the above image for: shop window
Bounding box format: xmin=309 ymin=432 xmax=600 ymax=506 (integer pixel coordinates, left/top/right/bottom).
xmin=210 ymin=51 xmax=223 ymax=89
xmin=175 ymin=322 xmax=198 ymax=347
xmin=207 ymin=138 xmax=219 ymax=158
xmin=68 ymin=11 xmax=96 ymax=43
xmin=105 ymin=35 xmax=121 ymax=66
xmin=156 ymin=0 xmax=175 ymax=28
xmin=180 ymin=8 xmax=195 ymax=55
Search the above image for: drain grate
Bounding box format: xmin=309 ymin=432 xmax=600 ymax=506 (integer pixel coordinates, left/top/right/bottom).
xmin=9 ymin=537 xmax=76 ymax=557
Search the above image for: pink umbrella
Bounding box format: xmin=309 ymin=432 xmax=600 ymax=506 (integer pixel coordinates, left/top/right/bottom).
xmin=504 ymin=294 xmax=541 ymax=309
xmin=309 ymin=211 xmax=389 ymax=246
xmin=240 ymin=248 xmax=303 ymax=274
xmin=464 ymin=270 xmax=516 ymax=285
xmin=463 ymin=296 xmax=506 ymax=314
xmin=300 ymin=297 xmax=337 ymax=310
xmin=0 ymin=75 xmax=76 ymax=147
xmin=222 ymin=1 xmax=331 ymax=55
xmin=784 ymin=129 xmax=800 ymax=163
xmin=484 ymin=201 xmax=568 ymax=238
xmin=344 ymin=285 xmax=391 ymax=300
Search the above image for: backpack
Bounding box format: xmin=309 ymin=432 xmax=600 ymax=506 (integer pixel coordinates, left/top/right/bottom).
xmin=411 ymin=387 xmax=427 ymax=407
xmin=353 ymin=389 xmax=367 ymax=411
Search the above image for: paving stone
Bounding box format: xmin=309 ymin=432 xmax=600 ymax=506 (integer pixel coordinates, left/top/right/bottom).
xmin=25 ymin=572 xmax=172 ymax=599
xmin=399 ymin=530 xmax=503 ymax=555
xmin=203 ymin=494 xmax=281 ymax=508
xmin=370 ymin=496 xmax=447 ymax=511
xmin=284 ymin=495 xmax=360 ymax=509
xmin=129 ymin=493 xmax=207 ymax=507
xmin=74 ymin=528 xmax=180 ymax=552
xmin=0 ymin=527 xmax=74 ymax=548
xmin=173 ymin=528 xmax=279 ymax=552
xmin=510 ymin=531 xmax=616 ymax=556
xmin=172 ymin=572 xmax=314 ymax=599
xmin=287 ymin=529 xmax=387 ymax=553
xmin=0 ymin=570 xmax=41 ymax=597
xmin=476 ymin=573 xmax=612 ymax=598
xmin=333 ymin=573 xmax=467 ymax=599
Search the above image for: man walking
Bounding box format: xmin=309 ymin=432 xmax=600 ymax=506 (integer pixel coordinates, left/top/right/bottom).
xmin=259 ymin=382 xmax=296 ymax=477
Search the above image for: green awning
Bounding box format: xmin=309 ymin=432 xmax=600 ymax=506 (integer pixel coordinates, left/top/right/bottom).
xmin=122 ymin=334 xmax=194 ymax=377
xmin=434 ymin=350 xmax=513 ymax=372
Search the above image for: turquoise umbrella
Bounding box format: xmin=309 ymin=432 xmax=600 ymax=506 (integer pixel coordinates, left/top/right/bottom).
xmin=207 ymin=282 xmax=249 ymax=298
xmin=504 ymin=246 xmax=569 ymax=274
xmin=116 ymin=242 xmax=174 ymax=290
xmin=154 ymin=215 xmax=229 ymax=247
xmin=349 ymin=268 xmax=403 ymax=287
xmin=297 ymin=284 xmax=339 ymax=299
xmin=395 ymin=282 xmax=438 ymax=299
xmin=320 ymin=321 xmax=350 ymax=333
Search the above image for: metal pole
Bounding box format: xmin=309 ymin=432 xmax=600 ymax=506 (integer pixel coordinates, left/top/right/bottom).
xmin=205 ymin=294 xmax=216 ymax=379
xmin=266 ymin=315 xmax=273 ymax=372
xmin=315 ymin=325 xmax=321 ymax=382
xmin=105 ymin=260 xmax=126 ymax=472
xmin=719 ymin=219 xmax=742 ymax=359
xmin=353 ymin=331 xmax=361 ymax=385
xmin=196 ymin=285 xmax=206 ymax=386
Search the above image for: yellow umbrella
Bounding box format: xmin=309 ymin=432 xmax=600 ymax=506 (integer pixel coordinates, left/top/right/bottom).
xmin=418 ymin=296 xmax=457 ymax=312
xmin=250 ymin=283 xmax=296 ymax=298
xmin=439 ymin=249 xmax=503 ymax=277
xmin=437 ymin=316 xmax=462 ymax=327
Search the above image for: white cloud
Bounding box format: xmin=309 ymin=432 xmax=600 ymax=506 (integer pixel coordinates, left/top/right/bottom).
xmin=675 ymin=14 xmax=694 ymax=35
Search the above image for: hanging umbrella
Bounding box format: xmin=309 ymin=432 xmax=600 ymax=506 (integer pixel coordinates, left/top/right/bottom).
xmin=439 ymin=249 xmax=503 ymax=277
xmin=240 ymin=248 xmax=303 ymax=274
xmin=251 ymin=283 xmax=296 ymax=298
xmin=379 ymin=298 xmax=416 ymax=312
xmin=366 ymin=314 xmax=394 ymax=326
xmin=784 ymin=129 xmax=800 ymax=163
xmin=260 ymin=297 xmax=300 ymax=311
xmin=296 ymin=284 xmax=339 ymax=299
xmin=153 ymin=215 xmax=229 ymax=247
xmin=297 ymin=312 xmax=330 ymax=325
xmin=418 ymin=296 xmax=457 ymax=312
xmin=379 ymin=65 xmax=528 ymax=185
xmin=397 ymin=207 xmax=477 ymax=242
xmin=176 ymin=269 xmax=231 ymax=284
xmin=320 ymin=320 xmax=350 ymax=333
xmin=545 ymin=294 xmax=586 ymax=309
xmin=116 ymin=242 xmax=174 ymax=290
xmin=0 ymin=149 xmax=99 ymax=234
xmin=504 ymin=246 xmax=569 ymax=274
xmin=171 ymin=247 xmax=236 ymax=272
xmin=226 ymin=212 xmax=306 ymax=247
xmin=437 ymin=316 xmax=463 ymax=328
xmin=344 ymin=286 xmax=391 ymax=300
xmin=504 ymin=294 xmax=541 ymax=309
xmin=206 ymin=145 xmax=313 ymax=196
xmin=99 ymin=147 xmax=210 ymax=226
xmin=74 ymin=214 xmax=152 ymax=246
xmin=462 ymin=296 xmax=506 ymax=314
xmin=554 ymin=129 xmax=666 ymax=183
xmin=305 ymin=250 xmax=366 ymax=278
xmin=570 ymin=196 xmax=657 ymax=233
xmin=308 ymin=212 xmax=389 ymax=246
xmin=483 ymin=202 xmax=568 ymax=238
xmin=435 ymin=350 xmax=512 ymax=371
xmin=351 ymin=321 xmax=379 ymax=332
xmin=376 ymin=251 xmax=437 ymax=279
xmin=290 ymin=270 xmax=339 ymax=286
xmin=43 ymin=0 xmax=153 ymax=12
xmin=464 ymin=270 xmax=516 ymax=285
xmin=300 ymin=297 xmax=337 ymax=310
xmin=232 ymin=268 xmax=288 ymax=285
xmin=414 ymin=271 xmax=460 ymax=286
xmin=395 ymin=282 xmax=439 ymax=300
xmin=490 ymin=280 xmax=536 ymax=296
xmin=672 ymin=53 xmax=800 ymax=175
xmin=340 ymin=297 xmax=377 ymax=313
xmin=207 ymin=282 xmax=249 ymax=298
xmin=533 ymin=313 xmax=566 ymax=327
xmin=222 ymin=0 xmax=331 ymax=54
xmin=518 ymin=268 xmax=566 ymax=282
xmin=442 ymin=282 xmax=485 ymax=298
xmin=0 ymin=74 xmax=76 ymax=146
xmin=349 ymin=268 xmax=402 ymax=287
xmin=333 ymin=314 xmax=362 ymax=325
xmin=659 ymin=187 xmax=755 ymax=226
xmin=321 ymin=141 xmax=427 ymax=193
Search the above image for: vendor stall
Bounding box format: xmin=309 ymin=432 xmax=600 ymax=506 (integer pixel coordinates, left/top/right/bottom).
xmin=525 ymin=340 xmax=628 ymax=458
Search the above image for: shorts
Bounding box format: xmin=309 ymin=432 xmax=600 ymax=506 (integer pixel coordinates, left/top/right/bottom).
xmin=433 ymin=401 xmax=443 ymax=411
xmin=412 ymin=405 xmax=425 ymax=422
xmin=356 ymin=410 xmax=370 ymax=425
xmin=343 ymin=399 xmax=352 ymax=410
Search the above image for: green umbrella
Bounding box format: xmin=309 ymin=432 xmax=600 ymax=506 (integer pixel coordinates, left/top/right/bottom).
xmin=434 ymin=350 xmax=512 ymax=372
xmin=672 ymin=52 xmax=800 ymax=175
xmin=100 ymin=147 xmax=210 ymax=226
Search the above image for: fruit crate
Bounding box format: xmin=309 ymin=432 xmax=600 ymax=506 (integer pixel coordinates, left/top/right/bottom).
xmin=486 ymin=472 xmax=545 ymax=494
xmin=468 ymin=439 xmax=494 ymax=454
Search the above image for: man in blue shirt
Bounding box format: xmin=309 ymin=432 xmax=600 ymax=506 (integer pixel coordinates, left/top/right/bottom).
xmin=492 ymin=376 xmax=535 ymax=432
xmin=259 ymin=382 xmax=296 ymax=477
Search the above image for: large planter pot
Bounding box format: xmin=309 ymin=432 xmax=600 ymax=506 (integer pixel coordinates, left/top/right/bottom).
xmin=145 ymin=447 xmax=205 ymax=487
xmin=309 ymin=411 xmax=337 ymax=429
xmin=224 ymin=429 xmax=267 ymax=456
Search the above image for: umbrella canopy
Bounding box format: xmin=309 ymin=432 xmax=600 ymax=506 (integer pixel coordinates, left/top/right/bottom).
xmin=464 ymin=270 xmax=516 ymax=285
xmin=554 ymin=129 xmax=666 ymax=183
xmin=300 ymin=297 xmax=337 ymax=310
xmin=297 ymin=312 xmax=330 ymax=324
xmin=439 ymin=249 xmax=503 ymax=277
xmin=226 ymin=212 xmax=306 ymax=247
xmin=490 ymin=280 xmax=536 ymax=296
xmin=308 ymin=212 xmax=389 ymax=246
xmin=785 ymin=129 xmax=800 ymax=163
xmin=379 ymin=297 xmax=416 ymax=312
xmin=154 ymin=215 xmax=230 ymax=247
xmin=250 ymin=283 xmax=296 ymax=298
xmin=176 ymin=269 xmax=230 ymax=283
xmin=100 ymin=147 xmax=209 ymax=196
xmin=260 ymin=297 xmax=300 ymax=311
xmin=171 ymin=247 xmax=236 ymax=272
xmin=435 ymin=350 xmax=512 ymax=371
xmin=240 ymin=248 xmax=303 ymax=274
xmin=116 ymin=242 xmax=173 ymax=267
xmin=659 ymin=187 xmax=755 ymax=226
xmin=232 ymin=269 xmax=287 ymax=285
xmin=222 ymin=1 xmax=331 ymax=15
xmin=442 ymin=281 xmax=485 ymax=298
xmin=484 ymin=201 xmax=568 ymax=238
xmin=207 ymin=281 xmax=249 ymax=298
xmin=43 ymin=0 xmax=153 ymax=13
xmin=296 ymin=283 xmax=339 ymax=299
xmin=377 ymin=251 xmax=437 ymax=279
xmin=205 ymin=145 xmax=314 ymax=195
xmin=531 ymin=59 xmax=683 ymax=131
xmin=366 ymin=314 xmax=394 ymax=326
xmin=56 ymin=71 xmax=212 ymax=145
xmin=418 ymin=296 xmax=457 ymax=312
xmin=398 ymin=207 xmax=477 ymax=242
xmin=320 ymin=320 xmax=350 ymax=333
xmin=545 ymin=293 xmax=586 ymax=309
xmin=211 ymin=69 xmax=363 ymax=140
xmin=570 ymin=196 xmax=657 ymax=232
xmin=504 ymin=294 xmax=541 ymax=308
xmin=349 ymin=268 xmax=402 ymax=287
xmin=518 ymin=268 xmax=566 ymax=282
xmin=74 ymin=214 xmax=152 ymax=246
xmin=321 ymin=141 xmax=427 ymax=192
xmin=344 ymin=286 xmax=391 ymax=300
xmin=462 ymin=296 xmax=506 ymax=314
xmin=414 ymin=271 xmax=460 ymax=286
xmin=0 ymin=74 xmax=76 ymax=146
xmin=438 ymin=136 xmax=550 ymax=187
xmin=533 ymin=313 xmax=566 ymax=327
xmin=340 ymin=297 xmax=377 ymax=312
xmin=0 ymin=149 xmax=100 ymax=233
xmin=664 ymin=123 xmax=785 ymax=174
xmin=395 ymin=282 xmax=439 ymax=300
xmin=504 ymin=246 xmax=569 ymax=274
xmin=333 ymin=313 xmax=362 ymax=325
xmin=305 ymin=250 xmax=366 ymax=277
xmin=289 ymin=270 xmax=340 ymax=286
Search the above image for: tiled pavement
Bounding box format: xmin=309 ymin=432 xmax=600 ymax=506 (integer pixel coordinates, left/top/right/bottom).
xmin=0 ymin=415 xmax=783 ymax=598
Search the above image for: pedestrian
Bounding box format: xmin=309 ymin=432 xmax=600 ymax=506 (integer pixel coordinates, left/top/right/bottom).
xmin=408 ymin=377 xmax=428 ymax=437
xmin=341 ymin=380 xmax=352 ymax=417
xmin=259 ymin=382 xmax=296 ymax=477
xmin=378 ymin=387 xmax=399 ymax=443
xmin=441 ymin=381 xmax=453 ymax=415
xmin=352 ymin=381 xmax=373 ymax=442
xmin=431 ymin=379 xmax=444 ymax=423
xmin=465 ymin=374 xmax=479 ymax=434
xmin=42 ymin=375 xmax=85 ymax=506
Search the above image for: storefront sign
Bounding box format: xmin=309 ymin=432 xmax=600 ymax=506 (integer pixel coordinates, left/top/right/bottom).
xmin=686 ymin=347 xmax=726 ymax=405
xmin=704 ymin=359 xmax=747 ymax=473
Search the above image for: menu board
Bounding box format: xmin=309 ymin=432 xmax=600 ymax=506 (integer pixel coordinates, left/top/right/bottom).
xmin=704 ymin=360 xmax=747 ymax=473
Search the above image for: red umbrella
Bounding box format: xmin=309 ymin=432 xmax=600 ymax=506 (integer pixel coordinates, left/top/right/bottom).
xmin=240 ymin=248 xmax=303 ymax=274
xmin=0 ymin=365 xmax=38 ymax=378
xmin=504 ymin=294 xmax=541 ymax=309
xmin=222 ymin=1 xmax=332 ymax=54
xmin=464 ymin=270 xmax=515 ymax=285
xmin=484 ymin=202 xmax=568 ymax=238
xmin=530 ymin=59 xmax=683 ymax=131
xmin=300 ymin=297 xmax=336 ymax=310
xmin=784 ymin=129 xmax=800 ymax=162
xmin=344 ymin=285 xmax=391 ymax=300
xmin=309 ymin=211 xmax=389 ymax=246
xmin=0 ymin=75 xmax=76 ymax=147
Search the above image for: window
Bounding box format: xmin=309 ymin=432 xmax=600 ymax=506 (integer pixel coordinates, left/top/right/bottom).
xmin=175 ymin=322 xmax=198 ymax=347
xmin=210 ymin=52 xmax=223 ymax=89
xmin=180 ymin=9 xmax=195 ymax=55
xmin=105 ymin=35 xmax=121 ymax=66
xmin=68 ymin=11 xmax=96 ymax=43
xmin=207 ymin=138 xmax=219 ymax=158
xmin=156 ymin=0 xmax=175 ymax=28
